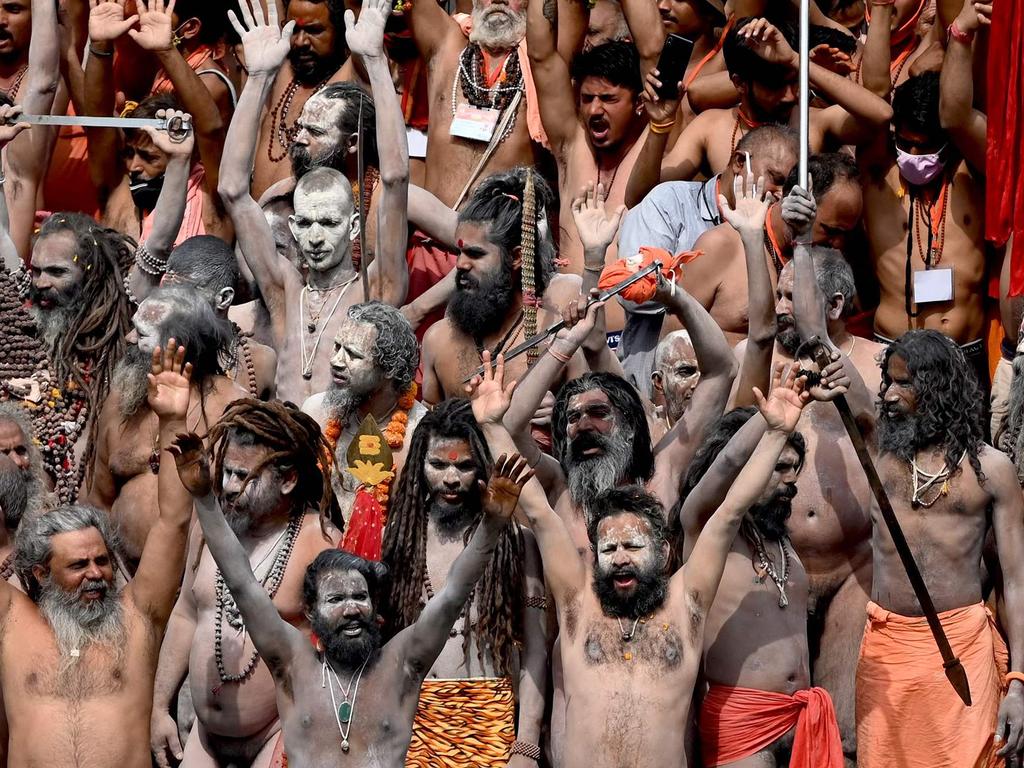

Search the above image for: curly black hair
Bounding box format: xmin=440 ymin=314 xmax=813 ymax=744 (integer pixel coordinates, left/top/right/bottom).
xmin=570 ymin=40 xmax=642 ymax=95
xmin=892 ymin=72 xmax=942 ymax=144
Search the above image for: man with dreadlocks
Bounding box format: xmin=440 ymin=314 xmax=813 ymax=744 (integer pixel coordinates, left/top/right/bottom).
xmin=0 ymin=340 xmax=195 ymax=768
xmin=381 ymin=399 xmax=547 ymax=767
xmin=84 ymin=287 xmax=245 ymax=571
xmin=421 ymin=167 xmax=586 ymax=405
xmin=151 ymin=397 xmax=341 ymax=768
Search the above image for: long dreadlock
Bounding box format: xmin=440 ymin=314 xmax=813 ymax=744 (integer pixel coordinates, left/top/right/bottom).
xmin=381 ymin=399 xmax=525 ymax=677
xmin=36 ymin=213 xmax=136 ymax=477
xmin=206 ymin=399 xmax=337 ymax=537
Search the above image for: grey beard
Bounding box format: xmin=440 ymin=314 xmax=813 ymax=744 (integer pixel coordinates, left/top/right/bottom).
xmin=469 ymin=7 xmax=526 ymax=49
xmin=565 ymin=429 xmax=635 ymax=511
xmin=30 ymin=304 xmax=77 ymax=350
xmin=38 ymin=579 xmax=126 ymax=669
xmin=112 ymin=348 xmax=151 ymax=419
xmin=324 ymin=387 xmax=367 ymax=425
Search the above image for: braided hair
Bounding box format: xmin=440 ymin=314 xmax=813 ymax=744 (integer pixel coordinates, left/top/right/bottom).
xmin=206 ymin=399 xmax=336 ymax=536
xmin=36 ymin=213 xmax=136 ymax=475
xmin=381 ymin=399 xmax=525 ymax=677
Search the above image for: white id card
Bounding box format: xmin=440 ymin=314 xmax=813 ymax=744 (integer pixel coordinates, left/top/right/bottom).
xmin=407 ymin=127 xmax=428 ymax=159
xmin=449 ymin=103 xmax=499 ymax=142
xmin=913 ymin=267 xmax=954 ymax=304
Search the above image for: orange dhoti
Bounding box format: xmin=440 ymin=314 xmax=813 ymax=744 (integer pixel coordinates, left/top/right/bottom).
xmin=857 ymin=600 xmax=1009 ymax=768
xmin=406 ymin=677 xmax=516 ymax=767
xmin=698 ymin=684 xmax=844 ymax=767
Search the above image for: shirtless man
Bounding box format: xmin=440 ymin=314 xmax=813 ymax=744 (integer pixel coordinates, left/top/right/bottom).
xmin=302 ymin=301 xmax=426 ymax=522
xmin=651 ymin=330 xmax=700 ymax=428
xmin=382 ymin=399 xmax=547 ymax=766
xmin=220 ymin=0 xmax=409 ymax=404
xmin=653 ymin=0 xmax=727 ymax=127
xmin=85 ymin=289 xmax=245 ymax=569
xmin=171 ymin=421 xmax=532 ymax=767
xmin=420 ymin=169 xmax=585 ymax=404
xmin=150 ymin=399 xmax=341 ymax=768
xmin=858 ymin=0 xmax=948 ymax=98
xmin=0 ymin=0 xmax=30 ymax=98
xmin=250 ymin=0 xmax=350 ymax=200
xmin=160 ymin=236 xmax=277 ymax=399
xmin=0 ymin=455 xmax=27 ymax=583
xmin=476 ymin=349 xmax=812 ymax=768
xmin=0 ymin=404 xmax=46 ymax=503
xmin=0 ymin=342 xmax=194 ymax=768
xmin=860 ymin=0 xmax=989 ymax=377
xmin=688 ymin=152 xmax=861 ymax=343
xmin=626 ymin=17 xmax=892 ymax=205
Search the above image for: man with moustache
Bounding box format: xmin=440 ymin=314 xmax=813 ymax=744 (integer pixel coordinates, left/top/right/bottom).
xmin=221 ymin=0 xmax=410 ymax=404
xmin=0 ymin=404 xmax=47 ymax=508
xmin=169 ymin=420 xmax=533 ymax=767
xmin=302 ymin=301 xmax=426 ymax=525
xmin=476 ymin=348 xmax=814 ymax=768
xmin=0 ymin=340 xmax=195 ymax=768
xmin=84 ymin=288 xmax=244 ymax=571
xmin=0 ymin=454 xmax=28 ymax=584
xmin=651 ymin=330 xmax=700 ymax=428
xmin=382 ymin=399 xmax=548 ymax=767
xmin=150 ymin=399 xmax=341 ymax=768
xmin=420 ymin=168 xmax=586 ymax=405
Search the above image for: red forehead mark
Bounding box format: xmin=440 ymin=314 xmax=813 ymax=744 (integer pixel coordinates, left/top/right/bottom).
xmin=448 ymin=451 xmax=460 ymax=461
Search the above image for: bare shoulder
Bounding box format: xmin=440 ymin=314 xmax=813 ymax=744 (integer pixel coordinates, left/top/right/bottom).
xmin=689 ymin=224 xmax=739 ymax=270
xmin=301 ymin=392 xmax=328 ymax=424
xmin=421 ymin=315 xmax=454 ymax=351
xmin=298 ymin=510 xmax=342 ymax=555
xmin=979 ymin=444 xmax=1018 ymax=488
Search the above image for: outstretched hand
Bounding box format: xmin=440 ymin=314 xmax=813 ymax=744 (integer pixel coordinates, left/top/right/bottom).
xmin=345 ymin=0 xmax=390 ymax=59
xmin=227 ymin=0 xmax=295 ymax=77
xmin=88 ymin=0 xmax=139 ymax=43
xmin=168 ymin=432 xmax=212 ymax=497
xmin=128 ymin=0 xmax=175 ymax=51
xmin=466 ymin=351 xmax=517 ymax=425
xmin=147 ymin=339 xmax=193 ymax=420
xmin=753 ymin=362 xmax=810 ymax=433
xmin=572 ymin=182 xmax=625 ymax=256
xmin=481 ymin=453 xmax=534 ymax=523
xmin=719 ymin=168 xmax=770 ymax=235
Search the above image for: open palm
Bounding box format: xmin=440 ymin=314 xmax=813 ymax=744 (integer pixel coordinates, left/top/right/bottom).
xmin=467 ymin=351 xmax=517 ymax=426
xmin=482 ymin=453 xmax=534 ymax=522
xmin=228 ymin=0 xmax=295 ymax=76
xmin=147 ymin=339 xmax=193 ymax=420
xmin=128 ymin=0 xmax=174 ymax=51
xmin=344 ymin=0 xmax=390 ymax=59
xmin=89 ymin=0 xmax=139 ymax=42
xmin=753 ymin=363 xmax=809 ymax=433
xmin=572 ymin=182 xmax=624 ymax=253
xmin=720 ymin=171 xmax=769 ymax=234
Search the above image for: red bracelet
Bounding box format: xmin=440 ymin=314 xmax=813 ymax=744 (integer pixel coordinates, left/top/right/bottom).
xmin=948 ymin=20 xmax=975 ymax=45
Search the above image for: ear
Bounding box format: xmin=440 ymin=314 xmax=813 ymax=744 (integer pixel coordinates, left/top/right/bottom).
xmin=280 ymin=468 xmax=298 ymax=496
xmin=730 ymin=74 xmax=748 ymax=98
xmin=177 ymin=17 xmax=202 ymax=41
xmin=215 ymin=287 xmax=235 ymax=312
xmin=650 ymin=371 xmax=664 ymax=395
xmin=31 ymin=564 xmax=48 ymax=585
xmin=348 ymin=210 xmax=361 ymax=243
xmin=729 ymin=150 xmax=746 ymax=177
xmin=303 ymin=605 xmax=315 ymax=623
xmin=346 ymin=133 xmax=359 ymax=156
xmin=827 ymin=293 xmax=844 ymax=321
xmin=511 ymin=245 xmax=522 ymax=271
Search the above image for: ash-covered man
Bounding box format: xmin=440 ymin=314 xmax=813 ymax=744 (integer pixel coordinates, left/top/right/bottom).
xmin=651 ymin=330 xmax=700 ymax=428
xmin=219 ymin=0 xmax=409 ymax=404
xmin=382 ymin=399 xmax=547 ymax=767
xmin=474 ymin=349 xmax=814 ymax=768
xmin=84 ymin=288 xmax=245 ymax=571
xmin=0 ymin=342 xmax=196 ymax=767
xmin=170 ymin=418 xmax=534 ymax=767
xmin=150 ymin=399 xmax=342 ymax=768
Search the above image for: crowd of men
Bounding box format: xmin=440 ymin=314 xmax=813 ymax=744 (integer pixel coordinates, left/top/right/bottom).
xmin=0 ymin=0 xmax=1017 ymax=765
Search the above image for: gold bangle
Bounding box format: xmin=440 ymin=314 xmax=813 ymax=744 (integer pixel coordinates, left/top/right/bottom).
xmin=649 ymin=120 xmax=676 ymax=135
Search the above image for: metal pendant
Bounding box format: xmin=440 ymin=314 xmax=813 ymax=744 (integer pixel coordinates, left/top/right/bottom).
xmin=302 ymin=370 xmax=313 ymax=380
xmin=339 ymin=701 xmax=352 ymax=724
xmin=778 ymin=590 xmax=789 ymax=609
xmin=307 ymin=322 xmax=317 ymax=333
xmin=341 ymin=739 xmax=350 ymax=753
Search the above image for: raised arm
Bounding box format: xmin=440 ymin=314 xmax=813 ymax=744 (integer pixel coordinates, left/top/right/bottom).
xmin=218 ymin=0 xmax=296 ymax=308
xmin=527 ymin=0 xmax=579 ymax=153
xmin=402 ymin=455 xmax=533 ymax=674
xmin=722 ymin=170 xmax=775 ymax=408
xmin=0 ymin=109 xmax=30 ymax=272
xmin=620 ymin=0 xmax=664 ymax=77
xmin=346 ymin=0 xmax=410 ymax=307
xmin=859 ymin=0 xmax=894 ymax=97
xmin=677 ymin=364 xmax=808 ymax=612
xmin=407 ymin=0 xmax=459 ymax=59
xmin=624 ymin=70 xmax=686 ymax=207
xmin=939 ymin=0 xmax=988 ymax=173
xmin=128 ymin=342 xmax=199 ymax=626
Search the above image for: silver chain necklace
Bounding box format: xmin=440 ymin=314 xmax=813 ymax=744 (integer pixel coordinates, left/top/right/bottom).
xmin=323 ymin=652 xmax=372 ymax=754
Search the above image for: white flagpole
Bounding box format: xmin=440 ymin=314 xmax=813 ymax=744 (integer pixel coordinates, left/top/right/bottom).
xmin=798 ymin=0 xmax=810 ymax=189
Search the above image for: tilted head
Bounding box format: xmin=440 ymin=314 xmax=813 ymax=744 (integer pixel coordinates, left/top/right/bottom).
xmin=452 ymin=168 xmax=556 ymax=338
xmin=783 ymin=152 xmax=862 ymax=251
xmin=326 ymin=302 xmax=419 ymax=422
xmin=891 ymin=72 xmax=948 ymax=187
xmin=303 ymin=549 xmax=388 ymax=670
xmin=656 ymin=0 xmax=724 ymax=37
xmin=724 ymin=18 xmax=800 ymax=124
xmin=587 ymin=486 xmax=670 ymax=618
xmin=261 ymin=193 xmax=302 ymax=271
xmin=123 ymin=93 xmax=183 ymax=211
xmin=586 ymin=0 xmax=630 ymax=48
xmin=552 ymin=372 xmax=654 ymax=510
xmin=469 ymin=0 xmax=527 ymax=50
xmin=0 ymin=402 xmax=42 ymax=487
xmin=730 ymin=125 xmax=800 ymax=202
xmin=571 ymin=42 xmax=644 ymax=153
xmin=289 ymin=167 xmax=356 ymax=273
xmin=651 ymin=330 xmax=699 ymax=423
xmin=287 ymin=0 xmax=346 ymax=85
xmin=290 ymin=83 xmax=376 ymax=178
xmin=774 ymin=247 xmax=856 ymax=355
xmin=162 ymin=235 xmax=241 ymax=313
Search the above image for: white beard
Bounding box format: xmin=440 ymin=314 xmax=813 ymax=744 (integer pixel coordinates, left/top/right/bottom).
xmin=469 ymin=5 xmax=527 ymax=50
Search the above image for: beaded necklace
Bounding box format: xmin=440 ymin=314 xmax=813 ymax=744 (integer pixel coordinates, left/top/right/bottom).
xmin=267 ymin=76 xmax=331 ymax=163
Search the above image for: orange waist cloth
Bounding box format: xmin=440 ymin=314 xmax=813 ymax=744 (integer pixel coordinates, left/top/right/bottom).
xmin=856 ymin=600 xmax=1009 ymax=768
xmin=699 ymin=684 xmax=844 ymax=767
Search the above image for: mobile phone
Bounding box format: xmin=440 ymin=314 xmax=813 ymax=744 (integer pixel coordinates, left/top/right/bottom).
xmin=654 ymin=34 xmax=696 ymax=101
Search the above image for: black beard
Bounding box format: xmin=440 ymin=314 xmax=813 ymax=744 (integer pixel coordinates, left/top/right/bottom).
xmin=877 ymin=407 xmax=922 ymax=462
xmin=313 ymin=612 xmax=382 ymax=671
xmin=748 ymin=490 xmax=795 ymax=542
xmin=447 ymin=263 xmax=516 ymax=338
xmin=428 ymin=493 xmax=482 ymax=543
xmin=289 ymin=141 xmax=344 ymax=178
xmin=288 ymin=48 xmax=341 ymax=87
xmin=776 ymin=315 xmax=802 ymax=355
xmin=111 ymin=346 xmax=152 ymax=419
xmin=592 ymin=562 xmax=668 ymax=619
xmin=563 ymin=429 xmax=634 ymax=510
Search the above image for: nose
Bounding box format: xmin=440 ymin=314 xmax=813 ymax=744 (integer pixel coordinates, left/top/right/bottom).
xmin=883 ymin=382 xmax=900 ymax=403
xmin=293 ymin=127 xmax=309 ymax=147
xmin=294 ymin=30 xmax=310 ymax=47
xmin=657 ymin=0 xmax=670 ymax=11
xmin=775 ymin=296 xmax=791 ymax=315
xmin=342 ymin=600 xmax=363 ymax=618
xmin=307 ymin=224 xmax=325 ymax=246
xmin=128 ymin=155 xmax=146 ymax=175
xmin=84 ymin=564 xmax=104 ymax=582
xmin=442 ymin=466 xmax=462 ymax=488
xmin=126 ymin=327 xmax=139 ymax=345
xmin=8 ymin=452 xmax=28 ymax=470
xmin=222 ymin=474 xmax=243 ymax=500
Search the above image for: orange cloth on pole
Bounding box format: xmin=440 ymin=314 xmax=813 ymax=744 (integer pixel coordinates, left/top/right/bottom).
xmin=698 ymin=685 xmax=844 ymax=767
xmin=856 ymin=600 xmax=1009 ymax=768
xmin=598 ymin=246 xmax=701 ymax=303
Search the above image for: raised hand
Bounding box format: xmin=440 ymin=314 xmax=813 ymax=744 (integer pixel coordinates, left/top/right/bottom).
xmin=466 ymin=351 xmax=518 ymax=425
xmin=753 ymin=362 xmax=810 ymax=433
xmin=556 ymin=290 xmax=605 ymax=347
xmin=641 ymin=68 xmax=680 ymax=126
xmin=956 ymin=0 xmax=992 ymax=31
xmin=168 ymin=432 xmax=212 ymax=497
xmin=142 ymin=109 xmax=194 ymax=157
xmin=781 ymin=181 xmax=816 ymax=242
xmin=147 ymin=339 xmax=193 ymax=420
xmin=0 ymin=105 xmax=30 ymax=151
xmin=227 ymin=0 xmax=295 ymax=77
xmin=344 ymin=0 xmax=390 ymax=59
xmin=481 ymin=453 xmax=534 ymax=523
xmin=88 ymin=0 xmax=140 ymax=43
xmin=719 ymin=168 xmax=770 ymax=235
xmin=572 ymin=182 xmax=625 ymax=255
xmin=739 ymin=18 xmax=798 ymax=70
xmin=128 ymin=0 xmax=175 ymax=51
xmin=810 ymin=44 xmax=853 ymax=76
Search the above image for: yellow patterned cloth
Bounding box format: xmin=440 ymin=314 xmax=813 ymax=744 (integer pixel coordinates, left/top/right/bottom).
xmin=406 ymin=677 xmax=516 ymax=767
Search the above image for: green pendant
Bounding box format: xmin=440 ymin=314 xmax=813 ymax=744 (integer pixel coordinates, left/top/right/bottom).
xmin=339 ymin=701 xmax=352 ymax=724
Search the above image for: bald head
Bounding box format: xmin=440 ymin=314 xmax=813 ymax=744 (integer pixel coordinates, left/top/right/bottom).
xmin=652 ymin=331 xmax=699 ymax=425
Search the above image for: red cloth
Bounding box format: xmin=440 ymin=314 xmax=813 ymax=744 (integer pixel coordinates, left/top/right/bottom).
xmin=598 ymin=246 xmax=701 ymax=303
xmin=987 ymin=0 xmax=1024 ymax=294
xmin=699 ymin=685 xmax=844 ymax=768
xmin=340 ymin=489 xmax=385 ymax=561
xmin=406 ymin=230 xmax=457 ymax=341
